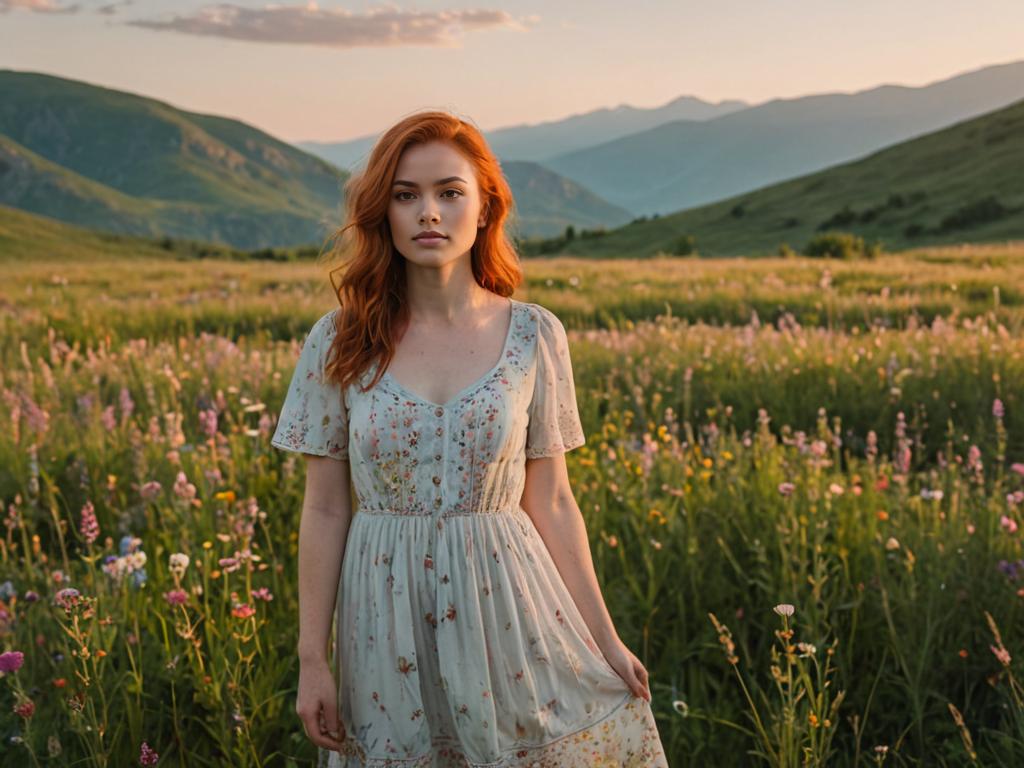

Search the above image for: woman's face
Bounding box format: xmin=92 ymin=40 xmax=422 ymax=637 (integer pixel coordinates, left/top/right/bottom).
xmin=387 ymin=140 xmax=488 ymax=269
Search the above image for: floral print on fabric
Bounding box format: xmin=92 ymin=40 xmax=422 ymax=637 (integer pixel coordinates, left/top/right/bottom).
xmin=272 ymin=299 xmax=668 ymax=767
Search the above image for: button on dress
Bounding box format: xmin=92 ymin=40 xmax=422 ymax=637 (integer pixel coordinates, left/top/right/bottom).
xmin=271 ymin=299 xmax=668 ymax=767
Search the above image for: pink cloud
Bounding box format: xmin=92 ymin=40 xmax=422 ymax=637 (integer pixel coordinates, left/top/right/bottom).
xmin=126 ymin=2 xmax=538 ymax=48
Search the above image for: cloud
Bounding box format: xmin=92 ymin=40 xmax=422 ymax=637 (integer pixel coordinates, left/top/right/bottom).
xmin=0 ymin=0 xmax=80 ymax=13
xmin=124 ymin=2 xmax=537 ymax=48
xmin=96 ymin=0 xmax=132 ymax=15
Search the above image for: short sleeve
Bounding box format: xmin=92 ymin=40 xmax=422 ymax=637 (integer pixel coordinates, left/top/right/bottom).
xmin=525 ymin=305 xmax=586 ymax=459
xmin=270 ymin=310 xmax=349 ymax=461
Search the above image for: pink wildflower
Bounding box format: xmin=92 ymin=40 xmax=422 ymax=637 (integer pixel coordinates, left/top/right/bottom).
xmin=0 ymin=650 xmax=25 ymax=673
xmin=79 ymin=501 xmax=99 ymax=545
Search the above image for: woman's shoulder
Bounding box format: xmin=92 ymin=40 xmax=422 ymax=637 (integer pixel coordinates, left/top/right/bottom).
xmin=306 ymin=307 xmax=341 ymax=344
xmin=516 ymin=300 xmax=569 ymax=347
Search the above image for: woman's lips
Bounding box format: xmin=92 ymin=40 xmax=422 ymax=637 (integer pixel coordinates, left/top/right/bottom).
xmin=415 ymin=236 xmax=447 ymax=245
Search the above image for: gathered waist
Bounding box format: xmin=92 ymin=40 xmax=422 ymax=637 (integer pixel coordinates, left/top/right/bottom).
xmin=355 ymin=502 xmax=522 ymax=519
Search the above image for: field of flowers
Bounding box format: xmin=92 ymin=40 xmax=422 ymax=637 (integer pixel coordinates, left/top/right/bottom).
xmin=1 ymin=243 xmax=1023 ymax=766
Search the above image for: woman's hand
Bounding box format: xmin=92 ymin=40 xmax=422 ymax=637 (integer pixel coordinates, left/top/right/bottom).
xmin=600 ymin=638 xmax=652 ymax=702
xmin=296 ymin=659 xmax=348 ymax=752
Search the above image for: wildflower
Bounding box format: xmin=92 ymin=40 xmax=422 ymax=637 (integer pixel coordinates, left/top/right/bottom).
xmin=885 ymin=537 xmax=900 ymax=551
xmin=958 ymin=649 xmax=968 ymax=658
xmin=251 ymin=587 xmax=274 ymax=602
xmin=672 ymin=700 xmax=689 ymax=717
xmin=13 ymin=698 xmax=35 ymax=718
xmin=218 ymin=556 xmax=241 ymax=573
xmin=708 ymin=612 xmax=739 ymax=665
xmin=163 ymin=589 xmax=188 ymax=606
xmin=796 ymin=642 xmax=816 ymax=657
xmin=991 ymin=644 xmax=1012 ymax=666
xmin=139 ymin=741 xmax=160 ymax=766
xmin=606 ymin=535 xmax=618 ymax=548
xmin=0 ymin=650 xmax=25 ymax=673
xmin=777 ymin=482 xmax=795 ymax=497
xmin=172 ymin=471 xmax=196 ymax=502
xmin=169 ymin=553 xmax=190 ymax=579
xmin=79 ymin=501 xmax=99 ymax=545
xmin=773 ymin=604 xmax=795 ymax=617
xmin=876 ymin=510 xmax=889 ymax=521
xmin=1012 ymin=463 xmax=1024 ymax=477
xmin=54 ymin=588 xmax=82 ymax=614
xmin=139 ymin=481 xmax=162 ymax=502
xmin=232 ymin=603 xmax=255 ymax=619
xmin=214 ymin=490 xmax=236 ymax=504
xmin=993 ymin=398 xmax=1005 ymax=419
xmin=828 ymin=483 xmax=844 ymax=495
xmin=1001 ymin=516 xmax=1019 ymax=534
xmin=199 ymin=408 xmax=218 ymax=438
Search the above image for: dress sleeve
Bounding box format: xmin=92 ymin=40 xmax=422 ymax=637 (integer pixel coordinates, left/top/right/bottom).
xmin=270 ymin=310 xmax=349 ymax=461
xmin=525 ymin=305 xmax=586 ymax=459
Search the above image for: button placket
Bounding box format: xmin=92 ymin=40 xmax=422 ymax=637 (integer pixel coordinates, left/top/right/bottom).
xmin=431 ymin=405 xmax=446 ymax=522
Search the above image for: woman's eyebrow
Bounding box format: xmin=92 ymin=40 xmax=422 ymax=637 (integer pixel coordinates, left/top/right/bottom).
xmin=392 ymin=176 xmax=467 ymax=188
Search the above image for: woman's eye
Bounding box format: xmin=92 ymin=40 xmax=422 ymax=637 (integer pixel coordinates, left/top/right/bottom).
xmin=394 ymin=190 xmax=461 ymax=201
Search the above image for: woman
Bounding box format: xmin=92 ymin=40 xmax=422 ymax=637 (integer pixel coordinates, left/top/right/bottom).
xmin=271 ymin=110 xmax=668 ymax=767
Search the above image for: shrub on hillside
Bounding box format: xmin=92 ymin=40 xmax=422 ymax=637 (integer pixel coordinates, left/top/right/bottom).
xmin=803 ymin=231 xmax=880 ymax=260
xmin=670 ymin=234 xmax=697 ymax=256
xmin=939 ymin=195 xmax=1013 ymax=232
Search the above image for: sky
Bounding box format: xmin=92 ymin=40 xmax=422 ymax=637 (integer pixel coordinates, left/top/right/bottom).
xmin=2 ymin=0 xmax=1023 ymax=144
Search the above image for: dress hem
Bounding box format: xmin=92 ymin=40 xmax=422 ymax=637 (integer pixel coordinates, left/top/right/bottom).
xmin=325 ymin=689 xmax=645 ymax=767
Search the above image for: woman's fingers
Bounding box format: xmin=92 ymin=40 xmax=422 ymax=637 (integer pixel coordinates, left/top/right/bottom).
xmin=299 ymin=704 xmax=348 ymax=752
xmin=633 ymin=658 xmax=651 ymax=701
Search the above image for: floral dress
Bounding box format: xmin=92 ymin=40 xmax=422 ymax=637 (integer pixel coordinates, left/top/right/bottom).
xmin=271 ymin=298 xmax=668 ymax=768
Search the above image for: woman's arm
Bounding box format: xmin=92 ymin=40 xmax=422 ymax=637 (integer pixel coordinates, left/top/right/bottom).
xmin=521 ymin=453 xmax=650 ymax=701
xmin=297 ymin=454 xmax=354 ymax=664
xmin=295 ymin=454 xmax=354 ymax=753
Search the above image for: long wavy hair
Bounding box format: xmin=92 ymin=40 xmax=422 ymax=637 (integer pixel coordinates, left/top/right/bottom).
xmin=320 ymin=109 xmax=524 ymax=393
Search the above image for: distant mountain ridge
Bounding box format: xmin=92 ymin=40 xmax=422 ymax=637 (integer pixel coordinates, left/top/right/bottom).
xmin=549 ymin=96 xmax=1024 ymax=257
xmin=544 ymin=59 xmax=1024 ymax=216
xmin=296 ymin=95 xmax=747 ymax=170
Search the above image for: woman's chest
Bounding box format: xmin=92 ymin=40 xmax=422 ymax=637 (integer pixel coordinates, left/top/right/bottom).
xmin=345 ymin=362 xmax=533 ymax=467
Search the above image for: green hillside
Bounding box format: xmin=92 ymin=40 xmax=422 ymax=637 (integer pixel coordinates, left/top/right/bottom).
xmin=501 ymin=160 xmax=633 ymax=238
xmin=546 ymin=97 xmax=1024 ymax=258
xmin=0 ymin=71 xmax=347 ymax=249
xmin=0 ymin=204 xmax=321 ymax=262
xmin=0 ymin=204 xmax=182 ymax=261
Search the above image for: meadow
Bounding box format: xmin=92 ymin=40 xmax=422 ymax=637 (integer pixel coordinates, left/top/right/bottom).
xmin=1 ymin=242 xmax=1024 ymax=766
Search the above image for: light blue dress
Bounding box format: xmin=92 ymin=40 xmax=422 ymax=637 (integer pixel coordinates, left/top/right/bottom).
xmin=272 ymin=299 xmax=668 ymax=767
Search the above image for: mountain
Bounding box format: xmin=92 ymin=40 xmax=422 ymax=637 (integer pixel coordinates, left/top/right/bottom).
xmin=544 ymin=97 xmax=1024 ymax=258
xmin=500 ymin=161 xmax=633 ymax=238
xmin=0 ymin=70 xmax=348 ymax=249
xmin=295 ymin=95 xmax=748 ymax=170
xmin=544 ymin=59 xmax=1024 ymax=216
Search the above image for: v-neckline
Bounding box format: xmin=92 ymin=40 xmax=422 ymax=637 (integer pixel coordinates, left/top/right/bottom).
xmin=381 ymin=298 xmax=519 ymax=410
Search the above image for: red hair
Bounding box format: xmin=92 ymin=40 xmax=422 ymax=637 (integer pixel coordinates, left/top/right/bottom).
xmin=321 ymin=109 xmax=523 ymax=392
